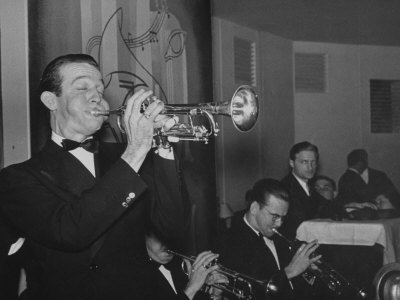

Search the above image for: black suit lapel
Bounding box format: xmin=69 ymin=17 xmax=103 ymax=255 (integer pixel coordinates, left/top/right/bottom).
xmin=34 ymin=140 xmax=113 ymax=260
xmin=96 ymin=142 xmax=125 ymax=177
xmin=153 ymin=266 xmax=182 ymax=299
xmin=88 ymin=143 xmax=125 ymax=260
xmin=257 ymin=232 xmax=280 ymax=271
xmin=167 ymin=258 xmax=188 ymax=292
xmin=238 ymin=219 xmax=280 ymax=274
xmin=292 ymin=175 xmax=322 ymax=216
xmin=29 ymin=140 xmax=95 ymax=197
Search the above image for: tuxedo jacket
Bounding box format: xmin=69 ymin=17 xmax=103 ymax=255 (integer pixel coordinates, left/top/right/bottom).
xmin=137 ymin=256 xmax=210 ymax=300
xmin=219 ymin=215 xmax=295 ymax=300
xmin=0 ymin=140 xmax=184 ymax=300
xmin=338 ymin=167 xmax=400 ymax=207
xmin=280 ymin=174 xmax=326 ymax=239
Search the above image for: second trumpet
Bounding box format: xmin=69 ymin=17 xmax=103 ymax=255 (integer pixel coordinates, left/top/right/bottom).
xmin=272 ymin=229 xmax=367 ymax=299
xmin=167 ymin=249 xmax=277 ymax=300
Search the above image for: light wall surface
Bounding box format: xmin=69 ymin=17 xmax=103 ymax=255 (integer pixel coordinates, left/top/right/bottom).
xmin=0 ymin=0 xmax=30 ymax=167
xmin=294 ymin=41 xmax=400 ymax=190
xmin=213 ymin=20 xmax=400 ymax=211
xmin=360 ymin=45 xmax=400 ymax=190
xmin=213 ymin=18 xmax=295 ymax=212
xmin=259 ymin=31 xmax=294 ymax=181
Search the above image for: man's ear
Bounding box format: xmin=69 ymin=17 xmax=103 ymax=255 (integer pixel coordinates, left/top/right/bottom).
xmin=249 ymin=201 xmax=259 ymax=215
xmin=40 ymin=91 xmax=57 ymax=111
xmin=289 ymin=159 xmax=294 ymax=169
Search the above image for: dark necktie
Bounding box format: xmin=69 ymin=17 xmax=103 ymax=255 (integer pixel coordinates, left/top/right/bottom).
xmin=258 ymin=232 xmax=268 ymax=246
xmin=61 ymin=138 xmax=99 ymax=153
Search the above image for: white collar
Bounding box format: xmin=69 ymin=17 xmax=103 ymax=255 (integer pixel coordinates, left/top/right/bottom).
xmin=51 ymin=131 xmax=65 ymax=147
xmin=292 ymin=172 xmax=310 ymax=196
xmin=348 ymin=167 xmax=360 ymax=174
xmin=51 ymin=131 xmax=93 ymax=146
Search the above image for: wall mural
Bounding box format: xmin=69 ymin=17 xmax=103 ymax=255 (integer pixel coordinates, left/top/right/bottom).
xmin=82 ymin=0 xmax=187 ymax=143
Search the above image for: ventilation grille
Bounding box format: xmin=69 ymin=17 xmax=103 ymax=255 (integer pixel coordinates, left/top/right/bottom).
xmin=295 ymin=52 xmax=326 ymax=93
xmin=234 ymin=37 xmax=256 ymax=86
xmin=370 ymin=79 xmax=400 ymax=133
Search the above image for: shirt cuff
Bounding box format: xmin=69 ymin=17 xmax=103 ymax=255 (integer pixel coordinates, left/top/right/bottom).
xmin=154 ymin=147 xmax=175 ymax=160
xmin=8 ymin=237 xmax=25 ymax=255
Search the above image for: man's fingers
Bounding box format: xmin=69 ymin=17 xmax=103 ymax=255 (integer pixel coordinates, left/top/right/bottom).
xmin=142 ymin=98 xmax=164 ymax=121
xmin=125 ymin=89 xmax=152 ymax=118
xmin=310 ymin=254 xmax=322 ymax=264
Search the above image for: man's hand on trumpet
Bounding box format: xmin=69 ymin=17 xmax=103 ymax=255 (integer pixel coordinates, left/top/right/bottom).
xmin=183 ymin=251 xmax=228 ymax=300
xmin=121 ymin=89 xmax=178 ymax=170
xmin=121 ymin=89 xmax=161 ymax=171
xmin=204 ymin=272 xmax=229 ymax=300
xmin=284 ymin=240 xmax=321 ymax=279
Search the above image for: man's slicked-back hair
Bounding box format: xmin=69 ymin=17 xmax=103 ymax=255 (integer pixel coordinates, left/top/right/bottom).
xmin=347 ymin=149 xmax=368 ymax=167
xmin=39 ymin=54 xmax=100 ymax=97
xmin=289 ymin=141 xmax=319 ymax=160
xmin=245 ymin=178 xmax=289 ymax=210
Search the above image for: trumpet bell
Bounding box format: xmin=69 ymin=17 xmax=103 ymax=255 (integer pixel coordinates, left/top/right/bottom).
xmin=211 ymin=85 xmax=259 ymax=132
xmin=374 ymin=263 xmax=400 ymax=300
xmin=226 ymin=85 xmax=259 ymax=132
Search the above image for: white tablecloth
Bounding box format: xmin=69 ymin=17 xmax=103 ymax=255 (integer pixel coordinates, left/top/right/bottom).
xmin=296 ymin=218 xmax=400 ymax=264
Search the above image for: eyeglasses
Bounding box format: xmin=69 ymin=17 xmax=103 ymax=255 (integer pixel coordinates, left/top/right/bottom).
xmin=261 ymin=207 xmax=285 ymax=222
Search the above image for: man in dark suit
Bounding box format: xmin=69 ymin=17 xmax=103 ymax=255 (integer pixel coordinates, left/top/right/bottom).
xmin=219 ymin=179 xmax=320 ymax=300
xmin=337 ymin=149 xmax=400 ymax=210
xmin=0 ymin=54 xmax=183 ymax=300
xmin=280 ymin=141 xmax=328 ymax=239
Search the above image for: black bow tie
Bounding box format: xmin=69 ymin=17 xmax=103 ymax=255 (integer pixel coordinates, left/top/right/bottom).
xmin=149 ymin=257 xmax=178 ymax=271
xmin=61 ymin=138 xmax=99 ymax=153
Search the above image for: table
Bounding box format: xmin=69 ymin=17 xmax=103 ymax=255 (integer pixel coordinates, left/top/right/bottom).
xmin=296 ymin=218 xmax=400 ymax=300
xmin=296 ymin=217 xmax=400 ymax=264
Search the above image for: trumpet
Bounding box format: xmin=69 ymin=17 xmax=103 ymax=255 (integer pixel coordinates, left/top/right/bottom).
xmin=272 ymin=229 xmax=367 ymax=299
xmin=167 ymin=249 xmax=278 ymax=300
xmin=91 ymin=85 xmax=259 ymax=146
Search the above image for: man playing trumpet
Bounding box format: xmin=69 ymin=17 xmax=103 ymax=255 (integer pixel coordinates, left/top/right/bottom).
xmin=138 ymin=225 xmax=228 ymax=300
xmin=0 ymin=53 xmax=184 ymax=300
xmin=219 ymin=178 xmax=321 ymax=300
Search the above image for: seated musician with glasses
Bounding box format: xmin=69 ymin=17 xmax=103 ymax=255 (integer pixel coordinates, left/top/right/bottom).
xmin=219 ymin=178 xmax=321 ymax=300
xmin=0 ymin=53 xmax=184 ymax=300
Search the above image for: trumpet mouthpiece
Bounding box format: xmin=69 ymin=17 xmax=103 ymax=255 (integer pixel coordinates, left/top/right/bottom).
xmin=90 ymin=110 xmax=109 ymax=117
